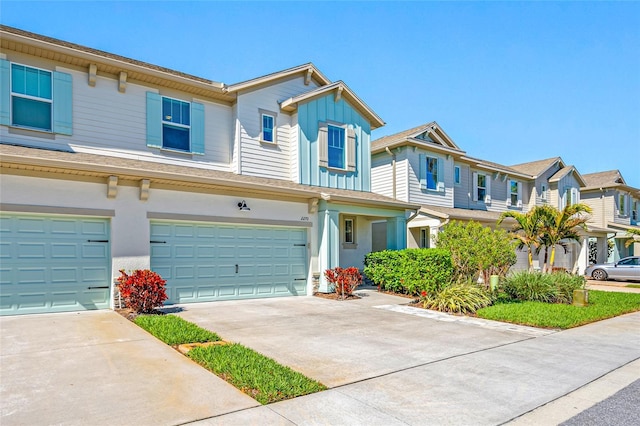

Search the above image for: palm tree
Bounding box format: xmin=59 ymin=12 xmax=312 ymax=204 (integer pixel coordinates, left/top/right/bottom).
xmin=540 ymin=203 xmax=592 ymax=271
xmin=498 ymin=208 xmax=547 ymax=271
xmin=624 ymin=228 xmax=640 ymax=248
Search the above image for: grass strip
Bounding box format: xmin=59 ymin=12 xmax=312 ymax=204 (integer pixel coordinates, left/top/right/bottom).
xmin=477 ymin=290 xmax=640 ymax=329
xmin=627 ymin=284 xmax=640 ymax=289
xmin=134 ymin=314 xmax=221 ymax=345
xmin=188 ymin=343 xmax=327 ymax=404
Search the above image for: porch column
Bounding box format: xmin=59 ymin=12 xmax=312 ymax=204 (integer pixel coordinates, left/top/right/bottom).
xmin=318 ymin=209 xmax=340 ymax=292
xmin=575 ymin=236 xmax=589 ymax=275
xmin=596 ymin=236 xmax=609 ymax=264
xmin=386 ymin=216 xmax=407 ymax=250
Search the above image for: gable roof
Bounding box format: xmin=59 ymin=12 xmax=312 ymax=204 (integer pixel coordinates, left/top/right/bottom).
xmin=509 ymin=157 xmax=564 ymax=177
xmin=582 ymin=170 xmax=639 ymax=195
xmin=371 ymin=122 xmax=464 ymax=154
xmin=279 ymin=81 xmax=385 ymax=130
xmin=458 ymin=155 xmax=532 ymax=179
xmin=225 ymin=63 xmax=331 ymax=93
xmin=548 ymin=165 xmax=587 ymax=187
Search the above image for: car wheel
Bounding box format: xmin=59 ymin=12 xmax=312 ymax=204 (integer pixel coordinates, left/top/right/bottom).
xmin=592 ymin=269 xmax=608 ymax=281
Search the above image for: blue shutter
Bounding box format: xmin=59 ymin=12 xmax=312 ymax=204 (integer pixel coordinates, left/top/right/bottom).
xmin=0 ymin=59 xmax=9 ymax=126
xmin=190 ymin=101 xmax=205 ymax=154
xmin=146 ymin=92 xmax=162 ymax=148
xmin=419 ymin=154 xmax=426 ymax=190
xmin=52 ymin=71 xmax=73 ymax=135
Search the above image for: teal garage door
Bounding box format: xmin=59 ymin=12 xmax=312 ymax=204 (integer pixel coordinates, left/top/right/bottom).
xmin=150 ymin=221 xmax=308 ymax=303
xmin=0 ymin=213 xmax=111 ymax=315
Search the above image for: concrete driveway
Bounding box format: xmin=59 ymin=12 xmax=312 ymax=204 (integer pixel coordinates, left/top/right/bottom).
xmin=0 ymin=311 xmax=257 ymax=426
xmin=174 ymin=289 xmax=640 ymax=425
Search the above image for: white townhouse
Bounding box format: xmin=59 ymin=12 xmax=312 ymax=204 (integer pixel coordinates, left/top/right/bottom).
xmin=371 ymin=122 xmax=608 ymax=274
xmin=0 ymin=26 xmax=418 ymax=315
xmin=580 ymin=170 xmax=640 ymax=260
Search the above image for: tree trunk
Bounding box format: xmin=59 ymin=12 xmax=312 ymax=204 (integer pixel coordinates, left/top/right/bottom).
xmin=549 ymin=246 xmax=557 ymax=270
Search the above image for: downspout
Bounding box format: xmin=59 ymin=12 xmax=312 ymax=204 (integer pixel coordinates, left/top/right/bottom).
xmin=385 ymin=147 xmax=397 ymax=200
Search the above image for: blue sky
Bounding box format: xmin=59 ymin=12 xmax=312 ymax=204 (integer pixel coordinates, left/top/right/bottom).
xmin=2 ymin=1 xmax=639 ymax=186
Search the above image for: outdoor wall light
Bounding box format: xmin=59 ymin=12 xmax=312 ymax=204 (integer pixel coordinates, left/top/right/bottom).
xmin=237 ymin=200 xmax=251 ymax=211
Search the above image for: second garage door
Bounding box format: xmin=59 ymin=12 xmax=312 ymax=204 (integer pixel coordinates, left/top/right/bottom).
xmin=150 ymin=221 xmax=308 ymax=304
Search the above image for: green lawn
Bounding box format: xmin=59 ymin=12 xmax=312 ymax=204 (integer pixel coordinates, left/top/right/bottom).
xmin=477 ymin=290 xmax=640 ymax=329
xmin=134 ymin=314 xmax=221 ymax=346
xmin=132 ymin=314 xmax=326 ymax=404
xmin=188 ymin=344 xmax=326 ymax=404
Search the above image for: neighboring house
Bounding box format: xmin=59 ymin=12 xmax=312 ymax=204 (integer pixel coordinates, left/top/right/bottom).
xmin=0 ymin=25 xmax=417 ymax=315
xmin=371 ymin=124 xmax=607 ymax=274
xmin=581 ymin=170 xmax=640 ymax=260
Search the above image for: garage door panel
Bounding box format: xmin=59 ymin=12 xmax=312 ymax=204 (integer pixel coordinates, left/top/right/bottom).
xmin=0 ymin=213 xmax=111 ymax=315
xmin=151 ymin=221 xmax=308 ymax=304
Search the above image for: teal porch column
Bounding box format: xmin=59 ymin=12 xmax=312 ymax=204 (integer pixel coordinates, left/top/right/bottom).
xmin=318 ymin=209 xmax=340 ymax=292
xmin=386 ymin=216 xmax=407 ymax=250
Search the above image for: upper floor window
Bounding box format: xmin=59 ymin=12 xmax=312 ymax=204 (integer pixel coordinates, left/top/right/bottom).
xmin=1 ymin=60 xmax=72 ymax=135
xmin=146 ymin=92 xmax=204 ymax=154
xmin=632 ymin=201 xmax=638 ymax=222
xmin=259 ymin=109 xmax=277 ymax=143
xmin=11 ymin=64 xmax=52 ymax=131
xmin=162 ymin=97 xmax=190 ymax=151
xmin=562 ymin=187 xmax=579 ymax=209
xmin=507 ymin=180 xmax=522 ymax=208
xmin=472 ymin=172 xmax=491 ymax=203
xmin=618 ymin=194 xmax=627 ymax=216
xmin=541 ymin=184 xmax=547 ymax=201
xmin=318 ymin=121 xmax=356 ymax=172
xmin=328 ymin=125 xmax=345 ymax=169
xmin=419 ymin=154 xmax=444 ymax=192
xmin=454 ymin=166 xmax=461 ymax=185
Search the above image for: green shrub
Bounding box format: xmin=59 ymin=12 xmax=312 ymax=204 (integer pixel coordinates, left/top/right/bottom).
xmin=435 ymin=220 xmax=517 ymax=283
xmin=501 ymin=271 xmax=586 ymax=304
xmin=364 ymin=248 xmax=453 ymax=295
xmin=502 ymin=271 xmax=556 ymax=303
xmin=420 ymin=283 xmax=492 ymax=314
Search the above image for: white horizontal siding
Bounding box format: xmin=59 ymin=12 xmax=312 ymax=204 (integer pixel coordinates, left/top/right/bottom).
xmin=371 ymin=153 xmax=394 ymax=199
xmin=1 ymin=61 xmax=234 ymax=171
xmin=237 ymin=77 xmax=318 ymax=181
xmin=406 ymin=149 xmax=453 ymax=208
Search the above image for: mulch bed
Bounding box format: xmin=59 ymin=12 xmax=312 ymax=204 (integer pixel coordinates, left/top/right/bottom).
xmin=313 ymin=292 xmax=361 ymax=301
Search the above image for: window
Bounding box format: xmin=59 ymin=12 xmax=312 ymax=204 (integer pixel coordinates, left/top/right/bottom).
xmin=454 ymin=166 xmax=461 ymax=185
xmin=259 ymin=109 xmax=277 ymax=143
xmin=472 ymin=172 xmax=491 ymax=203
xmin=510 ymin=181 xmax=518 ymax=206
xmin=344 ymin=218 xmax=354 ymax=243
xmin=420 ymin=228 xmax=430 ymax=248
xmin=541 ymin=184 xmax=547 ymax=201
xmin=328 ymin=125 xmax=345 ymax=169
xmin=632 ymin=201 xmax=638 ymax=222
xmin=419 ymin=154 xmax=444 ymax=191
xmin=146 ymin=92 xmax=204 ymax=154
xmin=10 ymin=64 xmax=52 ymax=131
xmin=162 ymin=97 xmax=190 ymax=151
xmin=426 ymin=157 xmax=439 ymax=190
xmin=619 ymin=194 xmax=627 ymax=216
xmin=478 ymin=175 xmax=486 ymax=200
xmin=343 ymin=217 xmax=357 ymax=248
xmin=318 ymin=121 xmax=356 ymax=172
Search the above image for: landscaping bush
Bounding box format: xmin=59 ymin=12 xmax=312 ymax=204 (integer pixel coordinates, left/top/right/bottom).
xmin=324 ymin=267 xmax=362 ymax=298
xmin=420 ymin=282 xmax=492 ymax=314
xmin=117 ymin=269 xmax=168 ymax=313
xmin=501 ymin=270 xmax=586 ymax=304
xmin=435 ymin=220 xmax=517 ymax=284
xmin=364 ymin=248 xmax=453 ymax=295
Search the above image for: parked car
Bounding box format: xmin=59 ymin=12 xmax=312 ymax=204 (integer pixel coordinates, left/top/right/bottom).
xmin=585 ymin=256 xmax=640 ymax=282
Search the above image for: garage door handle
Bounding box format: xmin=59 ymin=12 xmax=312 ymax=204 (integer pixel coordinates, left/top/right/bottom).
xmin=294 ymin=278 xmax=306 ymax=281
xmin=294 ymin=244 xmax=307 ymax=247
xmin=87 ymin=286 xmax=109 ymax=289
xmin=150 ymin=240 xmax=167 ymax=244
xmin=87 ymin=240 xmax=109 ymax=243
xmin=235 ymin=264 xmax=239 ymax=273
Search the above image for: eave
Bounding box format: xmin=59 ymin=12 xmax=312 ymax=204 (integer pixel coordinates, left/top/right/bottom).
xmin=225 ymin=63 xmax=331 ymax=93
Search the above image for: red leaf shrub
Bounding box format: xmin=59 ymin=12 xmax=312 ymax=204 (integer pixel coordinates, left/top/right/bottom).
xmin=116 ymin=269 xmax=168 ymax=313
xmin=324 ymin=267 xmax=362 ymax=298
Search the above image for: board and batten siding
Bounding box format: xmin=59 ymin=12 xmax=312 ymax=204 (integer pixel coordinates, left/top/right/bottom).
xmin=556 ymin=172 xmax=582 ymax=209
xmin=298 ymin=94 xmax=371 ymax=191
xmin=0 ymin=55 xmax=233 ymax=170
xmin=406 ymin=149 xmax=453 ymax=208
xmin=236 ymin=76 xmax=317 ymax=181
xmin=453 ymin=163 xmax=471 ymax=209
